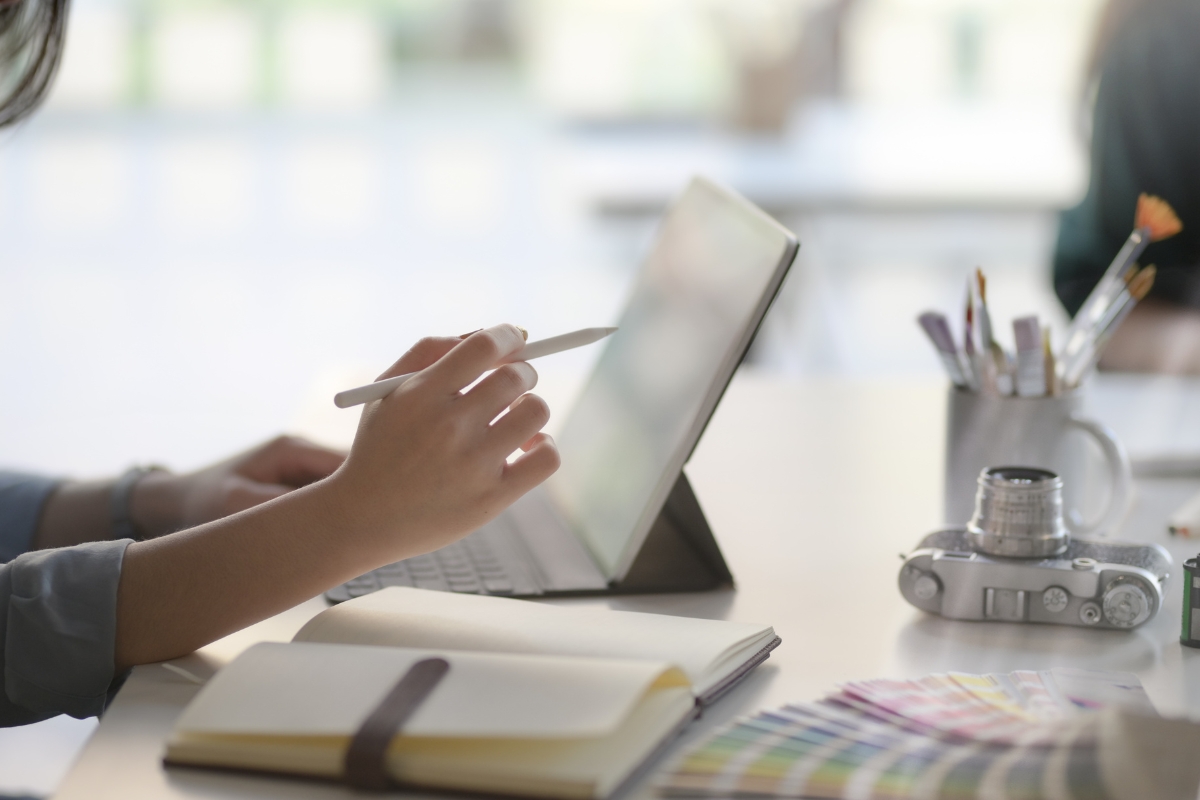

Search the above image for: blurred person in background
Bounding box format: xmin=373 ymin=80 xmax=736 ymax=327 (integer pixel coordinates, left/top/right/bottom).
xmin=0 ymin=0 xmax=558 ymax=727
xmin=1053 ymin=0 xmax=1200 ymax=372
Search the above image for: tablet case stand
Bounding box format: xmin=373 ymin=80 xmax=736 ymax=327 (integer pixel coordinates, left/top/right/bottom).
xmin=609 ymin=471 xmax=735 ymax=594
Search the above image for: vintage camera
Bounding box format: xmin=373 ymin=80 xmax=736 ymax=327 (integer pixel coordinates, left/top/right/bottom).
xmin=899 ymin=466 xmax=1171 ymax=630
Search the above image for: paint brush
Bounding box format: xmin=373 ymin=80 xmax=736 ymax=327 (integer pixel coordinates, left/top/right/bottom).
xmin=1061 ymin=265 xmax=1156 ymax=388
xmin=962 ymin=277 xmax=981 ymax=391
xmin=974 ymin=268 xmax=1010 ymax=393
xmin=1059 ymin=194 xmax=1181 ymax=381
xmin=1042 ymin=328 xmax=1058 ymax=396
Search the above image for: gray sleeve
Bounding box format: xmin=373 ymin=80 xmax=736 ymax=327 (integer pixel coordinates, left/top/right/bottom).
xmin=0 ymin=539 xmax=132 ymax=726
xmin=0 ymin=472 xmax=62 ymax=563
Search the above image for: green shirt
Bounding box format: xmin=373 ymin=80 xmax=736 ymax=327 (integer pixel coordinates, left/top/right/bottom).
xmin=1054 ymin=0 xmax=1200 ymax=317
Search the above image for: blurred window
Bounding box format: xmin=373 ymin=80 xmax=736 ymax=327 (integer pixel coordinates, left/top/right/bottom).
xmin=151 ymin=8 xmax=259 ymax=109
xmin=279 ymin=10 xmax=384 ymax=110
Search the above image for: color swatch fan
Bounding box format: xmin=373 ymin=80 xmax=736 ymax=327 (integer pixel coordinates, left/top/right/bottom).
xmin=658 ymin=668 xmax=1200 ymax=800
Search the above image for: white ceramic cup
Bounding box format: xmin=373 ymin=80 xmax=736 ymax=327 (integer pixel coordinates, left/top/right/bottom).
xmin=944 ymin=387 xmax=1132 ymax=535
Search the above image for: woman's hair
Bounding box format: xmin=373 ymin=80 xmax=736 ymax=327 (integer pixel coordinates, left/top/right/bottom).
xmin=0 ymin=0 xmax=69 ymax=128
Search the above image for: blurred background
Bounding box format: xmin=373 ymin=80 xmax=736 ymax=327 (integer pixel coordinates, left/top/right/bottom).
xmin=0 ymin=0 xmax=1103 ymax=794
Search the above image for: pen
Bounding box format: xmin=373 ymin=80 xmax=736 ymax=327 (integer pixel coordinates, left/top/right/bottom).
xmin=1012 ymin=316 xmax=1045 ymax=397
xmin=334 ymin=326 xmax=618 ymax=408
xmin=918 ymin=311 xmax=968 ymax=388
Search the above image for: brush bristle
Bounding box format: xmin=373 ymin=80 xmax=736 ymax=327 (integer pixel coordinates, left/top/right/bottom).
xmin=1136 ymin=194 xmax=1183 ymax=242
xmin=1129 ymin=264 xmax=1156 ymax=301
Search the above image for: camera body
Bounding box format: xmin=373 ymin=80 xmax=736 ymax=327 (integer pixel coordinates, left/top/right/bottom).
xmin=898 ymin=528 xmax=1170 ymax=630
xmin=900 ymin=465 xmax=1171 ymax=630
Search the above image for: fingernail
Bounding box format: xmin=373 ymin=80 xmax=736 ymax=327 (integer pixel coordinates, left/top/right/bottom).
xmin=515 ymin=325 xmax=528 ymax=341
xmin=458 ymin=329 xmax=483 ymax=340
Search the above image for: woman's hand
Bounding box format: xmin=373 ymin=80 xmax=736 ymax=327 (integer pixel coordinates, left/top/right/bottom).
xmin=331 ymin=323 xmax=560 ymax=561
xmin=116 ymin=324 xmax=559 ymax=667
xmin=131 ymin=437 xmax=347 ymax=539
xmin=34 ymin=437 xmax=345 ymax=550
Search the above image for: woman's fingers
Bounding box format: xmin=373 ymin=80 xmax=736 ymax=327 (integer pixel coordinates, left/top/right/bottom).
xmin=280 ymin=439 xmax=347 ymax=485
xmin=376 ymin=336 xmax=460 ymax=381
xmin=487 ymin=393 xmax=550 ymax=456
xmin=466 ymin=362 xmax=538 ymax=422
xmin=425 ymin=325 xmax=526 ymax=393
xmin=335 ymin=328 xmax=558 ymax=559
xmin=239 ymin=435 xmax=346 ymax=487
xmin=502 ymin=433 xmax=560 ymax=497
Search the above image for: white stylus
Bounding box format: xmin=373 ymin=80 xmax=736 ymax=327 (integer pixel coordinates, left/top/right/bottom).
xmin=333 ymin=327 xmax=618 ymax=409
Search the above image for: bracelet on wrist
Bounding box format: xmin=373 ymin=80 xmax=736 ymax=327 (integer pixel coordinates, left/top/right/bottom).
xmin=110 ymin=466 xmax=167 ymax=541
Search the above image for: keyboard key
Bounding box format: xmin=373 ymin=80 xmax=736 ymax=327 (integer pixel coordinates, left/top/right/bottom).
xmin=326 ymin=585 xmax=352 ymax=603
xmin=377 ymin=573 xmax=414 ymax=588
xmin=483 ymin=578 xmax=514 ymax=594
xmin=414 ymin=577 xmax=449 ymax=591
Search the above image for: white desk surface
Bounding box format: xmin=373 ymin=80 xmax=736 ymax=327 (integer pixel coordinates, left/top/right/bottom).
xmin=52 ymin=373 xmax=1200 ymax=800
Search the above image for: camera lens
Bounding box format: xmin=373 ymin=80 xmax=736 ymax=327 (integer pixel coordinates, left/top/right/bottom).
xmin=967 ymin=467 xmax=1070 ymax=558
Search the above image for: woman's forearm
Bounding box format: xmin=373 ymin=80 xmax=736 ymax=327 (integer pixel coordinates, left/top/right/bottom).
xmin=113 ymin=477 xmax=380 ymax=669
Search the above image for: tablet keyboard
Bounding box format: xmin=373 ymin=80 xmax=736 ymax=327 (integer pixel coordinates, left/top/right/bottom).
xmin=325 ymin=530 xmax=529 ymax=602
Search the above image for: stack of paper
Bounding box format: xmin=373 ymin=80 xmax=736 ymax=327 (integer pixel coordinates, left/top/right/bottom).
xmin=659 ymin=669 xmax=1200 ymax=800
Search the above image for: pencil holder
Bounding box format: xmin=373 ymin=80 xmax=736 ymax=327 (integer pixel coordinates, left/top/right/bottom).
xmin=944 ymin=387 xmax=1132 ymax=536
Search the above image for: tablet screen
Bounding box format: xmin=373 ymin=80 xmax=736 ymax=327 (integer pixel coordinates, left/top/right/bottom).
xmin=547 ymin=179 xmax=797 ymax=578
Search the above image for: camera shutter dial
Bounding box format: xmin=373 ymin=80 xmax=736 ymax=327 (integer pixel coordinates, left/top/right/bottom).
xmin=1102 ymin=580 xmax=1152 ymax=628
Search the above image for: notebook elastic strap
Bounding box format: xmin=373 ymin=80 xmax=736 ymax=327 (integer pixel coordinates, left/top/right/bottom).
xmin=344 ymin=657 xmax=450 ymax=791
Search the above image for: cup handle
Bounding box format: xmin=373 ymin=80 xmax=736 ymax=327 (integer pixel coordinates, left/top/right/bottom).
xmin=1065 ymin=414 xmax=1133 ymax=536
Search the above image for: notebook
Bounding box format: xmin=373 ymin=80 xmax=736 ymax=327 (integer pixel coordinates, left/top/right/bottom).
xmin=295 ymin=587 xmax=780 ymax=705
xmin=164 ymin=588 xmax=780 ymax=798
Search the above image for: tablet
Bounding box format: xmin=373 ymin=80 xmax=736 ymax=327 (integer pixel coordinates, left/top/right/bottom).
xmin=548 ymin=177 xmax=799 ymax=580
